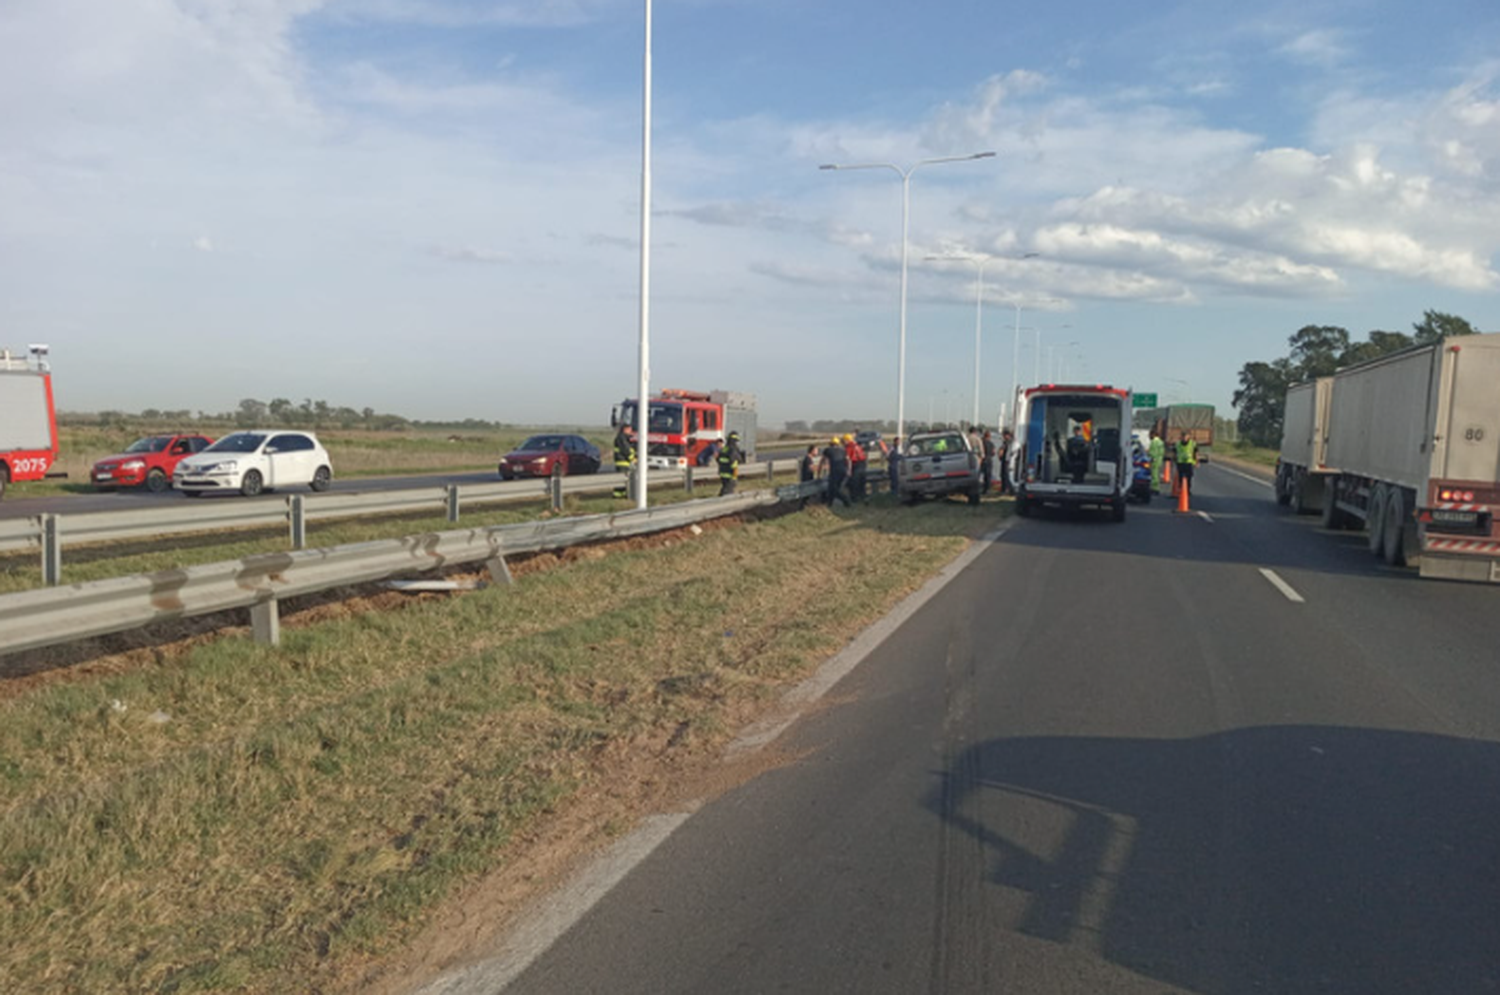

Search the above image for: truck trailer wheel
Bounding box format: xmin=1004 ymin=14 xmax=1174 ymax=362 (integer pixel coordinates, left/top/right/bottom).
xmin=1111 ymin=498 xmax=1127 ymax=522
xmin=0 ymin=464 xmax=7 ymax=500
xmin=1320 ymin=485 xmax=1346 ymax=530
xmin=1275 ymin=468 xmax=1293 ymax=507
xmin=1291 ymin=473 xmax=1313 ymax=515
xmin=1382 ymin=489 xmax=1418 ymax=567
xmin=1366 ymin=484 xmax=1389 ymax=557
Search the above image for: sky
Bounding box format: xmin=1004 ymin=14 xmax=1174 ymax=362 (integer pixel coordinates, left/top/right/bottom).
xmin=2 ymin=0 xmax=1498 ymax=429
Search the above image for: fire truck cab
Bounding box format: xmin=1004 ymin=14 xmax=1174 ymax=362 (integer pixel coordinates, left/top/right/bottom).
xmin=612 ymin=389 xmax=757 ymax=471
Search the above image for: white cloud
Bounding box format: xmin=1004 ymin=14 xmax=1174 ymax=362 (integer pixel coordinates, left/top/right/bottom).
xmin=193 ymin=235 xmax=215 ymax=253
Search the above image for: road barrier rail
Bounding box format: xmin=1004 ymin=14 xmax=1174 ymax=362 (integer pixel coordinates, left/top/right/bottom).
xmin=0 ymin=480 xmax=826 ymax=658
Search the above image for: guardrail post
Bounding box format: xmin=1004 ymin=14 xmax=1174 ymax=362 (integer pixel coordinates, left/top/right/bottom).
xmin=289 ymin=495 xmax=307 ymax=550
xmin=549 ymin=472 xmax=563 ymax=513
xmin=766 ymin=459 xmax=775 ymax=483
xmin=683 ymin=464 xmax=694 ymax=494
xmin=250 ymin=598 xmax=281 ymax=646
xmin=446 ymin=485 xmax=461 ymax=523
xmin=485 ymin=553 xmax=514 ymax=585
xmin=42 ymin=514 xmax=61 ymax=587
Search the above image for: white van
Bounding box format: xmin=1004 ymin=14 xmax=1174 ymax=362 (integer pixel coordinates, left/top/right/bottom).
xmin=1009 ymin=385 xmax=1134 ymax=521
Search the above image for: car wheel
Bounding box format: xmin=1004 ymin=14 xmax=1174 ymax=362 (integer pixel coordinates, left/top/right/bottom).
xmin=1112 ymin=498 xmax=1127 ymax=522
xmin=145 ymin=468 xmax=170 ymax=493
xmin=498 ymin=466 xmax=512 ymax=481
xmin=0 ymin=465 xmax=7 ymax=500
xmin=310 ymin=466 xmax=332 ymax=492
xmin=240 ymin=469 xmax=264 ymax=498
xmin=1016 ymin=497 xmax=1031 ymax=517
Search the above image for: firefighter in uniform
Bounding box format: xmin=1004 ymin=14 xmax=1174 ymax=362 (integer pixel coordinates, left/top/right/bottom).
xmin=613 ymin=424 xmax=636 ymax=498
xmin=845 ymin=433 xmax=868 ymax=501
xmin=1175 ymin=431 xmax=1197 ymax=495
xmin=717 ymin=431 xmax=744 ymax=495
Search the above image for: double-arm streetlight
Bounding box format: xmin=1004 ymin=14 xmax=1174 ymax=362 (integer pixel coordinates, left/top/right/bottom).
xmin=926 ymin=250 xmax=1039 ymax=430
xmin=820 ymin=152 xmax=995 ymax=443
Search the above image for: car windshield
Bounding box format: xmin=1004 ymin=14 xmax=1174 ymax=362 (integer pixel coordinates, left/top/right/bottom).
xmin=205 ymin=433 xmax=266 ymax=453
xmin=124 ymin=436 xmax=172 ymax=454
xmin=910 ymin=434 xmax=966 ymax=456
xmin=519 ymin=435 xmax=564 ymax=451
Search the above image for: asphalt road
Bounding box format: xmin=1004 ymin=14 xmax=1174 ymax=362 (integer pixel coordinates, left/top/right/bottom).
xmin=0 ymin=450 xmax=814 ymax=521
xmin=480 ymin=462 xmax=1500 ymax=994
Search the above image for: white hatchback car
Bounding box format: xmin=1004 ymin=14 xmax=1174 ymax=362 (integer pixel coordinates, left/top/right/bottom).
xmin=173 ymin=430 xmax=333 ymax=497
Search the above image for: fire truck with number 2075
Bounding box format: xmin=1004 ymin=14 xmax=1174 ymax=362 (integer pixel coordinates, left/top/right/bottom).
xmin=0 ymin=344 xmax=59 ymax=501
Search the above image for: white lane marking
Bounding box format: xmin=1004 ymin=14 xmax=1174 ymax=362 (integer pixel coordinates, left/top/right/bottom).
xmin=1196 ymin=510 xmax=1213 ymax=523
xmin=1258 ymin=567 xmax=1306 ymax=603
xmin=414 ymin=521 xmax=1015 ymax=994
xmin=1211 ymin=463 xmax=1274 ymax=489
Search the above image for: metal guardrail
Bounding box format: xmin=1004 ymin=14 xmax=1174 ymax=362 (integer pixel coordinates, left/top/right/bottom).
xmin=0 ymin=480 xmax=827 ymax=658
xmin=0 ymin=463 xmax=759 ymax=585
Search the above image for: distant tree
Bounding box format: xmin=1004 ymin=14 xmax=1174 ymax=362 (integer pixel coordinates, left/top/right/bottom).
xmin=784 ymin=420 xmax=809 ymax=434
xmin=361 ymin=406 xmax=375 ymax=425
xmin=1339 ymin=330 xmax=1413 ymax=367
xmin=236 ymin=398 xmax=269 ymax=427
xmin=268 ymin=398 xmax=293 ymax=423
xmin=1412 ymin=309 xmax=1478 ymax=344
xmin=1287 ymin=325 xmax=1350 ymax=380
xmin=140 ymin=407 xmax=162 ymax=421
xmin=1232 ymin=357 xmax=1295 ymax=448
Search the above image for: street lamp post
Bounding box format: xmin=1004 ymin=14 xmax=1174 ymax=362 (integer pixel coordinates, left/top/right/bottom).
xmin=820 ymin=152 xmax=995 ymax=444
xmin=633 ymin=0 xmax=654 ymax=510
xmin=927 ymin=251 xmax=1038 ymax=431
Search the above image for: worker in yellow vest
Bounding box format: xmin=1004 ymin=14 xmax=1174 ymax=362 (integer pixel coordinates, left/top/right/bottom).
xmin=1175 ymin=432 xmax=1198 ymax=495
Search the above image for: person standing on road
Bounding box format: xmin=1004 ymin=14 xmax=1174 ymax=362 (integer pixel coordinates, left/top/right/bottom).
xmin=1176 ymin=431 xmax=1198 ymax=495
xmin=799 ymin=444 xmax=819 ymax=483
xmin=612 ymin=424 xmax=635 ymax=498
xmin=998 ymin=429 xmax=1015 ymax=495
xmin=981 ymin=430 xmax=996 ymax=493
xmin=1148 ymin=430 xmax=1166 ymax=494
xmin=717 ymin=431 xmax=744 ymax=496
xmin=845 ymin=433 xmax=869 ymax=502
xmin=887 ymin=436 xmax=902 ymax=494
xmin=820 ymin=436 xmax=850 ymax=507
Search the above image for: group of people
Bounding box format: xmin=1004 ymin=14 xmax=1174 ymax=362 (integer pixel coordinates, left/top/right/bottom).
xmin=801 ymin=433 xmax=883 ymax=506
xmin=1143 ymin=428 xmax=1198 ymax=495
xmin=612 ymin=425 xmax=747 ymax=498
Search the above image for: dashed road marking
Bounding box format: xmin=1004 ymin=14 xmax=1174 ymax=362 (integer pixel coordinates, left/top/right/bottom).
xmin=1258 ymin=567 xmax=1306 ymax=603
xmin=1212 ymin=463 xmax=1274 ymax=489
xmin=1196 ymin=510 xmax=1214 ymax=523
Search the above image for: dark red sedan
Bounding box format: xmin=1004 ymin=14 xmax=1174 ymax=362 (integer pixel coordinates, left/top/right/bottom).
xmin=92 ymin=433 xmax=215 ymax=492
xmin=498 ymin=434 xmax=602 ymax=480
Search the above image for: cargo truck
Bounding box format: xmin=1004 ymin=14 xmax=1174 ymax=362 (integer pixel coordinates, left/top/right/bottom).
xmin=1274 ymin=377 xmax=1336 ymax=515
xmin=0 ymin=345 xmax=59 ymax=500
xmin=1301 ymin=333 xmax=1500 ymax=581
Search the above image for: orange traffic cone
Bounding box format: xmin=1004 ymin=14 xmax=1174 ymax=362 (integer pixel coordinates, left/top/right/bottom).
xmin=1162 ymin=460 xmax=1173 ymax=487
xmin=1177 ymin=475 xmax=1191 ymax=513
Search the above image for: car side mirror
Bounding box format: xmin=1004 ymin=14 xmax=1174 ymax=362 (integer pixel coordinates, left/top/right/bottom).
xmin=265 ymin=446 xmax=279 ymax=454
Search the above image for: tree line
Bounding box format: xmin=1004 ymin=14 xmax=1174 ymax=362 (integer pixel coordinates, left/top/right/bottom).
xmin=1233 ymin=310 xmax=1481 ymax=448
xmin=59 ymin=399 xmax=522 ymax=433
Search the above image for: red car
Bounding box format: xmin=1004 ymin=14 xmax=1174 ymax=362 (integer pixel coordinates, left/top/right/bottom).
xmin=92 ymin=433 xmax=214 ymax=493
xmin=498 ymin=434 xmax=602 ymax=480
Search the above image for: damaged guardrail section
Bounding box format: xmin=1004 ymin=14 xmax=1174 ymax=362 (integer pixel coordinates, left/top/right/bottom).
xmin=0 ymin=481 xmax=825 ymax=658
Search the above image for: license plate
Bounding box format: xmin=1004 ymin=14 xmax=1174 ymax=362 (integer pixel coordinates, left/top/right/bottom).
xmin=1431 ymin=509 xmax=1480 ymax=527
xmin=95 ymin=472 xmax=113 ymax=480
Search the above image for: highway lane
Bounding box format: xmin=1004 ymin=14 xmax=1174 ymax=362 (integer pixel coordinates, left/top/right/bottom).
xmin=478 ymin=462 xmax=1500 ymax=994
xmin=0 ymin=450 xmax=814 ymax=521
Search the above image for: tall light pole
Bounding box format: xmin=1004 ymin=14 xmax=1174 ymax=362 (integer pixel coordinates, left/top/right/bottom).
xmin=820 ymin=152 xmax=995 ymax=443
xmin=927 ymin=250 xmax=1038 ymax=430
xmin=633 ymin=0 xmax=653 ymax=509
xmin=1008 ymin=299 xmax=1062 ymax=425
xmin=1035 ymin=321 xmax=1071 ymax=383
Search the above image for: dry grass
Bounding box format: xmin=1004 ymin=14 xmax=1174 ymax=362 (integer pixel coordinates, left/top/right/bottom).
xmin=0 ymin=495 xmax=1009 ymax=994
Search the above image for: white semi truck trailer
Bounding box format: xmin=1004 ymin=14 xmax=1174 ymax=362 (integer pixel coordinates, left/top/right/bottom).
xmin=1283 ymin=333 xmax=1500 ymax=581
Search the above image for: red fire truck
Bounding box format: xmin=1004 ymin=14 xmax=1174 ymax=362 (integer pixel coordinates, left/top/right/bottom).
xmin=0 ymin=345 xmax=59 ymax=500
xmin=611 ymin=389 xmax=757 ymax=470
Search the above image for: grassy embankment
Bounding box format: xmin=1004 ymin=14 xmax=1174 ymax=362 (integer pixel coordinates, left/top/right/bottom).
xmin=1211 ymin=439 xmax=1279 ymax=471
xmin=0 ymin=494 xmax=1008 ymax=994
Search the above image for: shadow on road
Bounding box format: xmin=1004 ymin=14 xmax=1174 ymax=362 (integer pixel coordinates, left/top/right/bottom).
xmin=928 ymin=727 xmax=1500 ymax=994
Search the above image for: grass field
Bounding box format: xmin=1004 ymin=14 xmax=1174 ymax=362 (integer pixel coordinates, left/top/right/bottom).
xmin=0 ymin=493 xmax=1009 ymax=994
xmin=1212 ymin=439 xmax=1279 ymax=468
